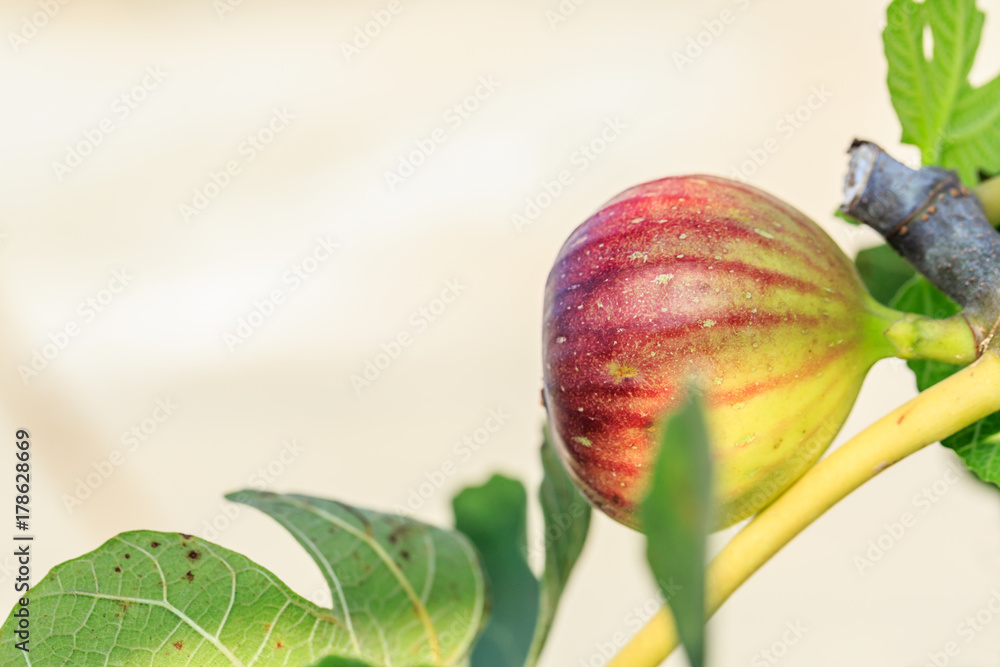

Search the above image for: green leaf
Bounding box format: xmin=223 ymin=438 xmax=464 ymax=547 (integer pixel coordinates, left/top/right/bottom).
xmin=0 ymin=530 xmax=433 ymax=666
xmin=884 ymin=0 xmax=1000 ymax=183
xmin=229 ymin=491 xmax=488 ymax=667
xmin=525 ymin=427 xmax=592 ymax=666
xmin=890 ymin=277 xmax=1000 ymax=486
xmin=451 ymin=428 xmax=592 ymax=667
xmin=941 ymin=412 xmax=1000 ymax=488
xmin=855 ymin=244 xmax=917 ymax=306
xmin=452 ymin=476 xmax=538 ymax=667
xmin=641 ymin=389 xmax=712 ymax=667
xmin=0 ymin=493 xmax=488 ymax=667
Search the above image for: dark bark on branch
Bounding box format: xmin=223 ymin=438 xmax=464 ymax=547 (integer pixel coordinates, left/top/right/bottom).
xmin=841 ymin=140 xmax=1000 ymax=341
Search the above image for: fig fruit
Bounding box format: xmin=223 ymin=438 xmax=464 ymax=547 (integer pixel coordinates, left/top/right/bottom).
xmin=542 ymin=175 xmax=897 ymax=530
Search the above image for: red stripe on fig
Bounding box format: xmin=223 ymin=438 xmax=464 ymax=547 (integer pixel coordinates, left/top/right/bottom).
xmin=543 ymin=175 xmax=887 ymax=530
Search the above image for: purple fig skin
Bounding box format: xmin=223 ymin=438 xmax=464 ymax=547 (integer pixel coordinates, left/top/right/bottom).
xmin=543 ymin=175 xmax=886 ymax=530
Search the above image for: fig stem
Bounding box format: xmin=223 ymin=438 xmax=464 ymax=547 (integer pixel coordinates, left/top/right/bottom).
xmin=865 ymin=297 xmax=979 ymax=365
xmin=609 ymin=351 xmax=1000 ymax=667
xmin=973 ymin=175 xmax=1000 ymax=227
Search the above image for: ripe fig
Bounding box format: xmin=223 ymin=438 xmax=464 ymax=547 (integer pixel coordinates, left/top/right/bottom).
xmin=542 ymin=175 xmax=902 ymax=529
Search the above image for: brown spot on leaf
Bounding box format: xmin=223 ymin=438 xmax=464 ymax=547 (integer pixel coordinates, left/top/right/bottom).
xmin=187 ymin=550 xmax=201 ymax=561
xmin=179 ymin=533 xmax=193 ymax=540
xmin=151 ymin=541 xmax=160 ymax=548
xmin=275 ymin=640 xmax=284 ymax=649
xmin=185 ymin=571 xmax=194 ymax=583
xmin=388 ymin=525 xmax=410 ymax=545
xmin=114 ymin=567 xmax=122 ymax=573
xmin=124 ymin=553 xmax=131 ymax=559
xmin=173 ymin=641 xmax=184 ymax=650
xmin=400 ymin=550 xmax=411 ymax=562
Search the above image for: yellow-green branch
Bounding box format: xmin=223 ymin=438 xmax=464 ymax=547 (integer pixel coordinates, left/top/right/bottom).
xmin=610 ymin=350 xmax=1000 ymax=667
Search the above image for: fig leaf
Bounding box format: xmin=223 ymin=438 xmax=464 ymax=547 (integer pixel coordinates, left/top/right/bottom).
xmin=0 ymin=493 xmax=489 ymax=666
xmin=453 ymin=475 xmax=538 ymax=666
xmin=855 ymin=244 xmax=917 ymax=306
xmin=884 ymin=0 xmax=1000 ymax=183
xmin=642 ymin=389 xmax=712 ymax=667
xmin=526 ymin=427 xmax=591 ymax=666
xmin=452 ymin=429 xmax=591 ymax=667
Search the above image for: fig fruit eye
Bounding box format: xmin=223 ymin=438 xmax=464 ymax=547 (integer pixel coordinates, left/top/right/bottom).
xmin=543 ymin=175 xmax=888 ymax=530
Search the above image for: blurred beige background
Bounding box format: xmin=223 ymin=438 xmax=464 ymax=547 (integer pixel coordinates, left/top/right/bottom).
xmin=2 ymin=0 xmax=1000 ymax=664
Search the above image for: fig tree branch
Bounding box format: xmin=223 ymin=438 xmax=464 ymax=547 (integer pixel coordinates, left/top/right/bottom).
xmin=609 ymin=351 xmax=1000 ymax=667
xmin=841 ymin=140 xmax=1000 ymax=346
